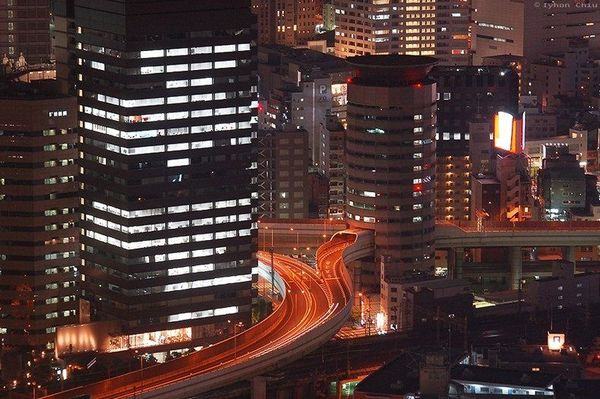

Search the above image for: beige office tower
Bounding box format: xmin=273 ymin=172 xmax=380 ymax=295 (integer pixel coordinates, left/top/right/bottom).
xmin=334 ymin=0 xmax=436 ymax=57
xmin=435 ymin=0 xmax=471 ymax=65
xmin=345 ymin=55 xmax=437 ymax=279
xmin=473 ymin=0 xmax=600 ymax=64
xmin=0 ymin=0 xmax=53 ymax=63
xmin=251 ymin=0 xmax=324 ymax=46
xmin=334 ymin=0 xmax=471 ymax=65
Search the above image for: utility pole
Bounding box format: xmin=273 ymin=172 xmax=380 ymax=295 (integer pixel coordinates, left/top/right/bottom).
xmin=140 ymin=354 xmax=144 ymax=395
xmin=464 ymin=315 xmax=468 ymax=353
xmin=436 ymin=306 xmax=441 ymax=345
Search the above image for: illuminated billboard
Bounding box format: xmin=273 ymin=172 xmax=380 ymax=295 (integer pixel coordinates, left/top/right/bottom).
xmin=547 ymin=332 xmax=565 ymax=351
xmin=494 ymin=111 xmax=524 ymax=153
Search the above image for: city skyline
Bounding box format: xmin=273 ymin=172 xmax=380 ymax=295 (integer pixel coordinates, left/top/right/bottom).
xmin=1 ymin=1 xmax=600 ymax=398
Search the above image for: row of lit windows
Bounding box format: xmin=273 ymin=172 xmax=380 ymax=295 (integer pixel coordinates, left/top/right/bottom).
xmin=84 ymin=136 xmax=252 ymax=156
xmin=82 ymin=104 xmax=252 ymax=123
xmin=85 ymin=213 xmax=252 ymax=235
xmin=79 ymin=43 xmax=252 ymax=59
xmin=168 ymin=305 xmax=239 ymax=323
xmin=163 ymin=275 xmax=252 ymax=293
xmin=86 ymin=228 xmax=251 ymax=250
xmin=83 ymin=120 xmax=255 ymax=140
xmin=87 ymin=59 xmax=246 ymax=74
xmin=90 ymin=198 xmax=251 ymax=219
xmin=91 ymin=92 xmax=256 ymax=108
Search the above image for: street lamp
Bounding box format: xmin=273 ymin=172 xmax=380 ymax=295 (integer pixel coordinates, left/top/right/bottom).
xmin=269 ymin=247 xmax=275 ymax=299
xmin=358 ymin=293 xmax=364 ymax=326
xmin=265 ymin=226 xmax=274 ymax=250
xmin=135 ymin=350 xmax=146 ymax=395
xmin=228 ymin=320 xmax=245 ymax=359
xmin=290 ymin=227 xmax=299 ymax=253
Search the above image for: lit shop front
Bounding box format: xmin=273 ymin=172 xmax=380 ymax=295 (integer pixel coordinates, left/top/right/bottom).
xmin=55 ymin=321 xmax=193 ymax=357
xmin=106 ymin=328 xmax=192 ymax=352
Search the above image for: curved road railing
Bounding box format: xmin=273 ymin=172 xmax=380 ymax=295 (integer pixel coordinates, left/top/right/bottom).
xmin=42 ymin=232 xmax=372 ymax=399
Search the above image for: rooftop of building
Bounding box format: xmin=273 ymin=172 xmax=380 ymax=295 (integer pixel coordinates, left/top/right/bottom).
xmin=482 ymin=54 xmax=526 ymax=62
xmin=574 ymin=111 xmax=600 ymax=130
xmin=0 ymin=77 xmax=64 ymax=101
xmin=349 ymin=54 xmax=437 ymax=68
xmin=308 ymin=30 xmax=335 ymax=46
xmin=355 ymin=349 xmax=468 ymax=397
xmin=431 ymin=65 xmax=517 ymax=76
xmin=353 ymin=352 xmax=421 ymax=396
xmin=525 ymin=133 xmax=580 ymax=144
xmin=557 ymin=379 xmax=600 ymax=399
xmin=473 ymin=175 xmax=501 ymax=185
xmin=259 ymin=45 xmax=352 ymax=73
xmin=493 ymin=344 xmax=580 ymax=366
xmin=531 ymin=270 xmax=598 ymax=283
xmin=384 ymin=273 xmax=470 ymax=290
xmin=477 ymin=290 xmax=521 ymax=304
xmin=451 ymin=364 xmax=559 ymax=389
xmin=347 ymin=55 xmax=437 ymax=86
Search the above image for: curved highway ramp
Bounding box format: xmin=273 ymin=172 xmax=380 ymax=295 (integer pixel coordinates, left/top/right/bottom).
xmin=42 ymin=230 xmax=372 ymax=399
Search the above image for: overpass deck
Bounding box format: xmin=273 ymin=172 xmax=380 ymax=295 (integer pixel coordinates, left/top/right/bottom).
xmin=42 ymin=232 xmax=373 ymax=399
xmin=436 ymin=221 xmax=600 ymax=248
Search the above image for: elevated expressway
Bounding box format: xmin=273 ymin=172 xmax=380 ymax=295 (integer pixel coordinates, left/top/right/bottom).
xmin=436 ymin=221 xmax=600 ymax=289
xmin=436 ymin=221 xmax=600 ymax=248
xmin=42 ymin=230 xmax=373 ymax=399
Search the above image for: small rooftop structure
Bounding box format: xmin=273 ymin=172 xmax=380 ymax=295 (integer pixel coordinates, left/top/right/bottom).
xmin=348 ymin=55 xmax=437 ymax=86
xmin=450 ymin=364 xmax=559 ymax=396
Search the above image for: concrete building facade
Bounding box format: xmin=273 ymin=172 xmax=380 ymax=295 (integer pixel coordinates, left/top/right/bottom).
xmin=432 ymin=66 xmax=519 ymax=221
xmin=0 ymin=81 xmax=79 ymax=349
xmin=257 ymin=129 xmax=311 ymax=219
xmin=0 ymin=0 xmax=53 ymax=64
xmin=251 ymin=0 xmax=323 ymax=47
xmin=472 ymin=0 xmax=600 ymax=64
xmin=258 ymin=46 xmax=352 ymax=174
xmin=345 ymin=55 xmax=437 ymax=276
xmin=334 ymin=0 xmax=471 ymax=65
xmin=334 ymin=0 xmax=432 ymax=58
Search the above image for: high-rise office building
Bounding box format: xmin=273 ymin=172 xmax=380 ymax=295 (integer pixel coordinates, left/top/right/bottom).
xmin=258 ymin=46 xmax=352 ymax=175
xmin=327 ymin=115 xmax=346 ymax=219
xmin=251 ymin=0 xmax=323 ymax=46
xmin=345 ymin=55 xmax=437 ymax=278
xmin=432 ymin=66 xmax=519 ymax=221
xmin=526 ymin=42 xmax=599 ymax=110
xmin=0 ymin=80 xmax=79 ymax=349
xmin=55 ymin=0 xmax=257 ymax=346
xmin=0 ymin=0 xmax=53 ymax=63
xmin=472 ymin=0 xmax=600 ymax=64
xmin=333 ymin=0 xmax=471 ymax=65
xmin=435 ymin=0 xmax=471 ymax=65
xmin=539 ymin=150 xmax=587 ymax=221
xmin=257 ymin=128 xmax=311 ymax=219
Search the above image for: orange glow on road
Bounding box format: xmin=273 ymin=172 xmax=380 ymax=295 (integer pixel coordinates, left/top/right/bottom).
xmin=42 ymin=239 xmax=355 ymax=399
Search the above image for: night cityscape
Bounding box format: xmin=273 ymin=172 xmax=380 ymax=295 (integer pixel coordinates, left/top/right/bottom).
xmin=2 ymin=0 xmax=600 ymax=398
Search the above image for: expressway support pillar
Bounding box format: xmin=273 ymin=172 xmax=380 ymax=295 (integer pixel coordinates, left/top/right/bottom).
xmin=448 ymin=248 xmax=464 ymax=279
xmin=565 ymin=246 xmax=577 ymax=269
xmin=509 ymin=246 xmax=522 ymax=290
xmin=251 ymin=376 xmax=268 ymax=399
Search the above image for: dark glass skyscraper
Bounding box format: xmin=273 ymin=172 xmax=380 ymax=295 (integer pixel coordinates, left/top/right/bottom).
xmin=56 ymin=0 xmax=257 ymax=344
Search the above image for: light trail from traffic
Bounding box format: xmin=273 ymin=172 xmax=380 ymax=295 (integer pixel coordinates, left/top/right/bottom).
xmin=41 ymin=235 xmax=358 ymax=399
